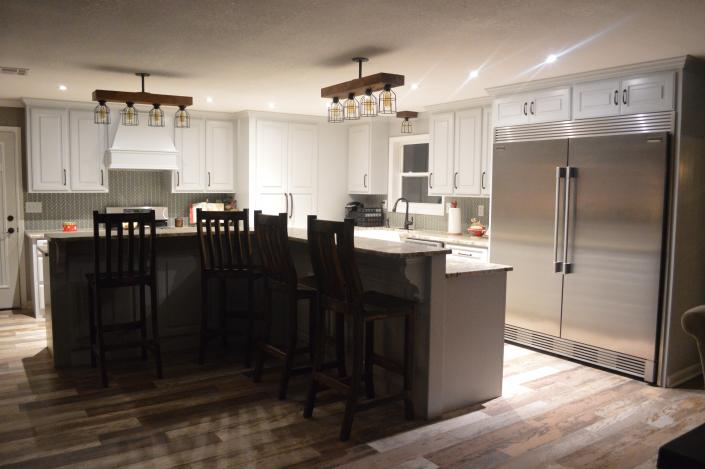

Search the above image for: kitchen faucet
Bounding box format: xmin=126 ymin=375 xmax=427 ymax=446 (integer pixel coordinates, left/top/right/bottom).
xmin=392 ymin=197 xmax=414 ymax=230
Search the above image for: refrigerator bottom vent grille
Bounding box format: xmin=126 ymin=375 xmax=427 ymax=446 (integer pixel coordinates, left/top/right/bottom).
xmin=505 ymin=324 xmax=647 ymax=378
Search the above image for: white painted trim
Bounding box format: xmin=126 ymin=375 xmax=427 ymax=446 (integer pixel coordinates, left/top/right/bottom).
xmin=0 ymin=127 xmax=26 ymax=309
xmin=665 ymin=362 xmax=702 ymax=388
xmin=424 ymin=96 xmax=493 ymax=113
xmin=486 ymin=55 xmax=689 ymax=97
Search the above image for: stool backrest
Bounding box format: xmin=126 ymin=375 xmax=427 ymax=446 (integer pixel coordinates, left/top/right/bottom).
xmin=196 ymin=208 xmax=252 ymax=271
xmin=306 ymin=215 xmax=363 ymax=303
xmin=254 ymin=211 xmax=297 ymax=287
xmin=92 ymin=210 xmax=156 ymax=279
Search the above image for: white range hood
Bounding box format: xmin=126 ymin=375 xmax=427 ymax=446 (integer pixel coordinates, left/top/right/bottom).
xmin=107 ymin=118 xmax=178 ymax=170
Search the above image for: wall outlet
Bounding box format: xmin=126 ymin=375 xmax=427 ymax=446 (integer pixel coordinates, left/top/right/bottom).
xmin=25 ymin=201 xmax=42 ymax=213
xmin=477 ymin=205 xmax=484 ymax=217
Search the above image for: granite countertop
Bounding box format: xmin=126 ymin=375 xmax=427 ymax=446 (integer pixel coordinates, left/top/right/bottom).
xmin=445 ymin=255 xmax=512 ymax=278
xmin=355 ymin=227 xmax=489 ymax=248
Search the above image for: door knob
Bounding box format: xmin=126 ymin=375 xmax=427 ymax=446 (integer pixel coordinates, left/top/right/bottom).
xmin=7 ymin=228 xmax=15 ymax=234
xmin=7 ymin=215 xmax=13 ymax=222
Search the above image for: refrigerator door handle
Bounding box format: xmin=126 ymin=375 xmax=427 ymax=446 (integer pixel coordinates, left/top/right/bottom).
xmin=563 ymin=166 xmax=576 ymax=273
xmin=553 ymin=166 xmax=566 ymax=273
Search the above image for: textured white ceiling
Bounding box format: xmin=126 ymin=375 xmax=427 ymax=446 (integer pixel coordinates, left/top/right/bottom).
xmin=1 ymin=0 xmax=704 ymax=115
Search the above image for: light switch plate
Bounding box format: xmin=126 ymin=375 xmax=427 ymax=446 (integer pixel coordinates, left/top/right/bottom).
xmin=477 ymin=205 xmax=484 ymax=217
xmin=25 ymin=201 xmax=42 ymax=213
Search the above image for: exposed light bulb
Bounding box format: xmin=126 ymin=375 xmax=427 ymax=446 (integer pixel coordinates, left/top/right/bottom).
xmin=58 ymin=84 xmax=67 ymax=91
xmin=545 ymin=54 xmax=558 ymax=64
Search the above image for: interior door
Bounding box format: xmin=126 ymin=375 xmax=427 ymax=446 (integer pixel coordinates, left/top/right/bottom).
xmin=0 ymin=129 xmax=21 ymax=308
xmin=490 ymin=139 xmax=568 ymax=336
xmin=561 ymin=133 xmax=668 ymax=360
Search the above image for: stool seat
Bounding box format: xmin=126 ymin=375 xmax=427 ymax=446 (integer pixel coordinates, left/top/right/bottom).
xmin=86 ymin=272 xmax=152 ymax=287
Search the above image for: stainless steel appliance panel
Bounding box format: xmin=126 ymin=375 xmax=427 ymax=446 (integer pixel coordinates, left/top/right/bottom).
xmin=561 ymin=133 xmax=668 ymax=360
xmin=490 ymin=139 xmax=568 ymax=336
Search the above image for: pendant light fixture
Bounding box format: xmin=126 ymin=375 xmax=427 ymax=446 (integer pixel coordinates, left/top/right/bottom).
xmin=328 ymin=97 xmax=344 ymax=123
xmin=93 ymin=100 xmax=111 ymax=124
xmin=359 ymin=89 xmax=377 ymax=117
xmin=175 ymin=105 xmax=190 ymax=128
xmin=121 ymin=101 xmax=139 ymax=126
xmin=343 ymin=93 xmax=360 ymax=120
xmin=148 ymin=103 xmax=164 ymax=127
xmin=378 ymin=84 xmax=396 ymax=114
xmin=397 ymin=111 xmax=418 ymax=134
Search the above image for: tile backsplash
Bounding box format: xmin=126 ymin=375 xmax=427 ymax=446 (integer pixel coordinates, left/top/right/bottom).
xmin=24 ymin=171 xmax=232 ymax=231
xmin=351 ymin=195 xmax=490 ymax=232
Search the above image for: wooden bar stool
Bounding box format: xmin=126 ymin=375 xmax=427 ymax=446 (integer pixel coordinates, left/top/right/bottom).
xmin=251 ymin=211 xmax=320 ymax=400
xmin=196 ymin=208 xmax=262 ymax=366
xmin=303 ymin=215 xmax=416 ymax=441
xmin=87 ymin=210 xmax=162 ymax=387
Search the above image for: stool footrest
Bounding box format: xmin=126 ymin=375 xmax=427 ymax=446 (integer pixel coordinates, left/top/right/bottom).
xmin=93 ymin=340 xmax=158 ymax=352
xmin=370 ymin=353 xmax=404 ymax=375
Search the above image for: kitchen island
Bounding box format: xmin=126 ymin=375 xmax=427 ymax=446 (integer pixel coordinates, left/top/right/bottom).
xmin=43 ymin=226 xmax=510 ymax=419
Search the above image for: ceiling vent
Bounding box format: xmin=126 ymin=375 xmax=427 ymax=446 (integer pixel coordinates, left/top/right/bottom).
xmin=0 ymin=66 xmax=29 ymax=76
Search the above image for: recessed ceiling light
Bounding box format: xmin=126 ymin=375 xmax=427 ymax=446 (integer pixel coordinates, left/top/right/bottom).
xmin=469 ymin=69 xmax=479 ymax=80
xmin=58 ymin=84 xmax=67 ymax=91
xmin=411 ymin=83 xmax=419 ymax=90
xmin=545 ymin=54 xmax=558 ymax=64
xmin=206 ymin=96 xmax=213 ymax=103
xmin=268 ymin=102 xmax=275 ymax=109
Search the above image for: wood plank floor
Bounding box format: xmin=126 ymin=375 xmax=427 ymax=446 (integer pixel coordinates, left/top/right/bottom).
xmin=0 ymin=310 xmax=702 ymax=468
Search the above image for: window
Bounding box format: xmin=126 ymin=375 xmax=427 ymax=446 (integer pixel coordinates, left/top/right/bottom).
xmin=388 ymin=134 xmax=444 ymax=216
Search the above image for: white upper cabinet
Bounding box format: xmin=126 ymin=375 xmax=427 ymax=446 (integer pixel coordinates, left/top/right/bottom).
xmin=288 ymin=123 xmax=317 ymax=194
xmin=69 ymin=110 xmax=108 ymax=192
xmin=453 ymin=109 xmax=482 ymax=195
xmin=494 ymin=87 xmax=571 ymax=127
xmin=347 ymin=121 xmax=388 ymax=194
xmin=205 ymin=120 xmax=235 ymax=192
xmin=621 ymin=71 xmax=675 ymax=114
xmin=573 ymin=71 xmax=675 ymax=119
xmin=174 ymin=118 xmax=206 ymax=192
xmin=428 ymin=112 xmax=454 ymax=195
xmin=480 ymin=107 xmax=493 ymax=196
xmin=256 ymin=120 xmax=288 ymax=196
xmin=29 ymin=107 xmax=70 ymax=192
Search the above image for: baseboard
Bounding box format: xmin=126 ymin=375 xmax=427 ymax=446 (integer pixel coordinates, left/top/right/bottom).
xmin=666 ymin=362 xmax=702 ymax=387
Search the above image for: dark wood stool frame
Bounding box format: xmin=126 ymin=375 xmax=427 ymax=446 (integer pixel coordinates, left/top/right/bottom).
xmin=303 ymin=215 xmax=415 ymax=441
xmin=196 ymin=208 xmax=262 ymax=367
xmin=87 ymin=210 xmax=162 ymax=387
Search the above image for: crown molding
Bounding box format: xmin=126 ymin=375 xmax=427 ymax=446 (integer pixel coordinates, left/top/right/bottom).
xmin=423 ymin=96 xmax=492 ymax=113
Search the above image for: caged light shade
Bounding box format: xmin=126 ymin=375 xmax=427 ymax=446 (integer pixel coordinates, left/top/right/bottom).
xmin=328 ymin=97 xmax=344 ymax=123
xmin=401 ymin=117 xmax=413 ymax=134
xmin=343 ymin=93 xmax=360 ymax=120
xmin=359 ymin=89 xmax=377 ymax=117
xmin=94 ymin=100 xmax=111 ymax=125
xmin=378 ymin=84 xmax=396 ymax=114
xmin=148 ymin=103 xmax=165 ymax=127
xmin=121 ymin=102 xmax=139 ymax=126
xmin=174 ymin=105 xmax=190 ymax=128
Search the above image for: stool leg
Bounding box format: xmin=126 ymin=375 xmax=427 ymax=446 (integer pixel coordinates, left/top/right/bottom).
xmin=278 ymin=291 xmax=297 ymax=400
xmin=308 ymin=293 xmax=318 ymax=365
xmin=340 ymin=314 xmax=363 ymax=441
xmin=364 ymin=321 xmax=375 ymax=399
xmin=95 ymin=288 xmax=108 ymax=387
xmin=335 ymin=312 xmax=347 ymax=378
xmin=253 ymin=278 xmax=272 ymax=383
xmin=304 ymin=302 xmax=325 ymax=419
xmin=220 ymin=278 xmax=228 ymax=350
xmin=198 ymin=277 xmax=208 ymax=365
xmin=151 ymin=282 xmax=163 ymax=380
xmin=244 ymin=276 xmax=255 ymax=368
xmin=87 ymin=284 xmax=96 ymax=368
xmin=404 ymin=310 xmax=415 ymax=420
xmin=139 ymin=284 xmax=148 ymax=361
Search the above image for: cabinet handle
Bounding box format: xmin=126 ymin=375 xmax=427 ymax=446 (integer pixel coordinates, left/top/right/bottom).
xmin=523 ymin=102 xmax=528 ymax=116
xmin=176 ymin=171 xmax=180 ymax=186
xmin=63 ymin=169 xmax=67 ymax=186
xmin=284 ymin=193 xmax=289 ymax=214
xmin=100 ymin=169 xmax=104 ymax=186
xmin=481 ymin=171 xmax=486 ymax=190
xmin=454 ymin=172 xmax=458 ymax=189
xmin=614 ymin=90 xmax=619 ymax=106
xmin=429 ymin=172 xmax=433 ymax=189
xmin=363 ymin=174 xmax=367 ymax=188
xmin=289 ymin=193 xmax=293 ymax=219
xmin=208 ymin=172 xmax=211 ymax=187
xmin=622 ymin=89 xmax=628 ymax=105
xmin=529 ymin=101 xmax=535 ymax=115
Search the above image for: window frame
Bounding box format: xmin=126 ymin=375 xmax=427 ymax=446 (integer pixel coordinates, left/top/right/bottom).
xmin=387 ymin=134 xmax=445 ymax=216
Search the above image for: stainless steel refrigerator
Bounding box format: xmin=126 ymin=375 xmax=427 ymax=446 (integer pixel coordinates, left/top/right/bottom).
xmin=491 ymin=132 xmax=669 ymax=382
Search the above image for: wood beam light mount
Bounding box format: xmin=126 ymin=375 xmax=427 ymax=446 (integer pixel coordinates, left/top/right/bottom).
xmin=396 ymin=111 xmax=418 ymax=119
xmin=321 ymin=72 xmax=405 ymax=99
xmin=92 ymin=73 xmax=193 ymax=107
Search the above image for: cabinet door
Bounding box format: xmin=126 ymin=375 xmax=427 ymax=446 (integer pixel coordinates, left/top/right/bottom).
xmin=288 ymin=123 xmax=317 ymax=194
xmin=289 ymin=193 xmax=315 ymax=229
xmin=205 ymin=120 xmax=234 ymax=192
xmin=621 ymin=71 xmax=675 ymax=115
xmin=347 ymin=124 xmax=370 ymax=193
xmin=428 ymin=112 xmax=454 ymax=195
xmin=494 ymin=95 xmax=530 ymax=127
xmin=174 ymin=118 xmax=206 ymax=192
xmin=529 ymin=87 xmax=571 ymax=123
xmin=453 ymin=108 xmax=482 ymax=195
xmin=573 ymin=79 xmax=621 ymax=119
xmin=480 ymin=107 xmax=493 ymax=196
xmin=256 ymin=120 xmax=288 ymax=194
xmin=69 ymin=110 xmax=107 ymax=192
xmin=30 ymin=108 xmax=69 ymax=191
